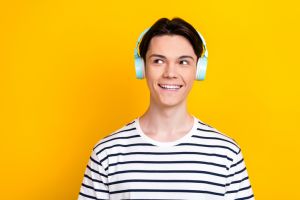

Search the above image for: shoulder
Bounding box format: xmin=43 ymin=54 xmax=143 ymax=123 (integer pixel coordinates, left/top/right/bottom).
xmin=193 ymin=116 xmax=241 ymax=156
xmin=91 ymin=118 xmax=138 ymax=157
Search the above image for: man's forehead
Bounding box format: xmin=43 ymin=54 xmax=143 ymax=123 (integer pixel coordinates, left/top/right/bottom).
xmin=146 ymin=35 xmax=196 ymax=59
xmin=148 ymin=53 xmax=195 ymax=61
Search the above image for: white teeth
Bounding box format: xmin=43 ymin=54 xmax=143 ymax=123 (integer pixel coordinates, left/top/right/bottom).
xmin=159 ymin=84 xmax=181 ymax=90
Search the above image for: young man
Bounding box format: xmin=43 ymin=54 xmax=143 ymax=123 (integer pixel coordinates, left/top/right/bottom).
xmin=78 ymin=17 xmax=254 ymax=200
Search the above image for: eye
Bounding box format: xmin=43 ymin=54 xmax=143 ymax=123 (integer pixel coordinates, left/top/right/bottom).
xmin=153 ymin=59 xmax=164 ymax=64
xmin=179 ymin=60 xmax=189 ymax=65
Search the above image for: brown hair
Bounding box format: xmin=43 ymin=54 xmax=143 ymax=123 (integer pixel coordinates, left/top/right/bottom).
xmin=139 ymin=17 xmax=204 ymax=64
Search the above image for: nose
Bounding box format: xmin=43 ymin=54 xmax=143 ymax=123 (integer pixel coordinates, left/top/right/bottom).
xmin=163 ymin=62 xmax=178 ymax=78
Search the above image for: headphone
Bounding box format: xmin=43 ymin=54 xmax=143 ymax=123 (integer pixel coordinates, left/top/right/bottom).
xmin=134 ymin=28 xmax=208 ymax=80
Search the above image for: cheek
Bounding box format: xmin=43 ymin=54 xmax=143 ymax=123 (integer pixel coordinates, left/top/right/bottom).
xmin=145 ymin=66 xmax=162 ymax=80
xmin=145 ymin=69 xmax=159 ymax=89
xmin=182 ymin=69 xmax=196 ymax=83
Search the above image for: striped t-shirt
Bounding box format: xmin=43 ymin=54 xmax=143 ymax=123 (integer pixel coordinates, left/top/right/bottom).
xmin=78 ymin=116 xmax=254 ymax=200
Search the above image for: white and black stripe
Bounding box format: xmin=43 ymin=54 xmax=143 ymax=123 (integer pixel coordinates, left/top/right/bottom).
xmin=78 ymin=116 xmax=254 ymax=200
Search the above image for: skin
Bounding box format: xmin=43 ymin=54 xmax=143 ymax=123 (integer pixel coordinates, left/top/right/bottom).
xmin=139 ymin=35 xmax=198 ymax=142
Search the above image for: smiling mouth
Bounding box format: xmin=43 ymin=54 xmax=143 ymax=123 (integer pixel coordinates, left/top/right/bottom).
xmin=158 ymin=84 xmax=183 ymax=90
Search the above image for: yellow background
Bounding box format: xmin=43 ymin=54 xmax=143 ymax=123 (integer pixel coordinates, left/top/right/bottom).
xmin=1 ymin=0 xmax=299 ymax=199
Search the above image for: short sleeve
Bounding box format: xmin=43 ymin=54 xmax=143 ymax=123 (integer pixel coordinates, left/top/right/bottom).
xmin=225 ymin=149 xmax=255 ymax=200
xmin=78 ymin=149 xmax=109 ymax=200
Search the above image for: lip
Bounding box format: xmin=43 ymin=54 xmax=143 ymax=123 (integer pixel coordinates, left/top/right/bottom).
xmin=158 ymin=83 xmax=183 ymax=86
xmin=157 ymin=83 xmax=183 ymax=91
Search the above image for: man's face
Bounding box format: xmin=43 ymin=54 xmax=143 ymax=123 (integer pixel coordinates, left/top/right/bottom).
xmin=145 ymin=34 xmax=197 ymax=108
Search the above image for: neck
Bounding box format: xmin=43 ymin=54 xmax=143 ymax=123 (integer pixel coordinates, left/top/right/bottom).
xmin=139 ymin=98 xmax=193 ymax=136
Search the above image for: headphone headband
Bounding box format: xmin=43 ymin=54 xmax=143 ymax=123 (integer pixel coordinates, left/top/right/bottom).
xmin=134 ymin=28 xmax=150 ymax=58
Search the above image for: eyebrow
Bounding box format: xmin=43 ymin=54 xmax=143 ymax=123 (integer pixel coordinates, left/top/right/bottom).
xmin=148 ymin=54 xmax=195 ymax=61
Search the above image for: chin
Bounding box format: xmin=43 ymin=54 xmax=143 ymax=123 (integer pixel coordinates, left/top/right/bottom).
xmin=157 ymin=98 xmax=186 ymax=108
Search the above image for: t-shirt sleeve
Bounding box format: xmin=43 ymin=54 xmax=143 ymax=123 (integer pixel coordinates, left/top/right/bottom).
xmin=78 ymin=149 xmax=109 ymax=200
xmin=225 ymin=148 xmax=255 ymax=200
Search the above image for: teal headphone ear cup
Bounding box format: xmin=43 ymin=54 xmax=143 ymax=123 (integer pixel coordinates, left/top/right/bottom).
xmin=134 ymin=56 xmax=145 ymax=79
xmin=196 ymin=56 xmax=207 ymax=80
xmin=195 ymin=31 xmax=208 ymax=81
xmin=134 ymin=28 xmax=149 ymax=79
